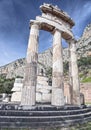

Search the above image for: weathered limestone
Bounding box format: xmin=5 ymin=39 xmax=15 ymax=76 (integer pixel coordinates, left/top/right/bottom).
xmin=36 ymin=76 xmax=52 ymax=103
xmin=39 ymin=3 xmax=74 ymax=40
xmin=11 ymin=78 xmax=23 ymax=102
xmin=68 ymin=39 xmax=80 ymax=105
xmin=36 ymin=16 xmax=73 ymax=39
xmin=52 ymin=29 xmax=64 ymax=106
xmin=21 ymin=3 xmax=80 ymax=107
xmin=11 ymin=76 xmax=51 ymax=103
xmin=21 ymin=22 xmax=39 ymax=106
xmin=68 ymin=43 xmax=73 ymax=104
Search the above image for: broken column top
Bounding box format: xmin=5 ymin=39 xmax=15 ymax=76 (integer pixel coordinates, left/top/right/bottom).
xmin=40 ymin=3 xmax=75 ymax=27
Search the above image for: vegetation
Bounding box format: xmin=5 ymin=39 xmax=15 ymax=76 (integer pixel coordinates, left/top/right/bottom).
xmin=78 ymin=56 xmax=91 ymax=68
xmin=0 ymin=75 xmax=15 ymax=94
xmin=81 ymin=77 xmax=91 ymax=83
xmin=1 ymin=123 xmax=91 ymax=130
xmin=70 ymin=122 xmax=91 ymax=130
xmin=63 ymin=61 xmax=69 ymax=75
xmin=78 ymin=56 xmax=91 ymax=83
xmin=45 ymin=67 xmax=52 ymax=78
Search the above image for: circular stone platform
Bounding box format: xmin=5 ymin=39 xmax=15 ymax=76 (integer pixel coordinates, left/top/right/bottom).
xmin=0 ymin=103 xmax=91 ymax=129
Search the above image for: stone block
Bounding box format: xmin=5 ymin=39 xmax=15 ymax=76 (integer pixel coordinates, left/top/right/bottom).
xmin=11 ymin=92 xmax=21 ymax=102
xmin=42 ymin=93 xmax=51 ymax=102
xmin=52 ymin=88 xmax=64 ymax=106
xmin=36 ymin=92 xmax=42 ymax=102
xmin=38 ymin=88 xmax=50 ymax=94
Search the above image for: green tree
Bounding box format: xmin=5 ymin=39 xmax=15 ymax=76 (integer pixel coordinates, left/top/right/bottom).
xmin=0 ymin=76 xmax=15 ymax=94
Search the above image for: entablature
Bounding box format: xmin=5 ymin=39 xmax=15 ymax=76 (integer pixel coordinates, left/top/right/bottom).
xmin=40 ymin=3 xmax=75 ymax=27
xmin=35 ymin=16 xmax=74 ymax=40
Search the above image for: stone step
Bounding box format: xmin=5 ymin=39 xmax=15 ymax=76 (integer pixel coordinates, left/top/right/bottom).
xmin=0 ymin=116 xmax=91 ymax=129
xmin=0 ymin=103 xmax=86 ymax=111
xmin=20 ymin=105 xmax=86 ymax=111
xmin=0 ymin=107 xmax=91 ymax=116
xmin=0 ymin=104 xmax=91 ymax=128
xmin=0 ymin=120 xmax=82 ymax=128
xmin=0 ymin=111 xmax=91 ymax=122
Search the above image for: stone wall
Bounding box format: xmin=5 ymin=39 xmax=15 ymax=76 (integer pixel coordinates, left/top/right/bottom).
xmin=11 ymin=76 xmax=91 ymax=104
xmin=80 ymin=83 xmax=91 ymax=103
xmin=64 ymin=83 xmax=91 ymax=104
xmin=11 ymin=76 xmax=52 ymax=103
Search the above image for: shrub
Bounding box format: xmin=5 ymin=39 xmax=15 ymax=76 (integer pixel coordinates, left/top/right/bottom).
xmin=0 ymin=76 xmax=15 ymax=94
xmin=81 ymin=77 xmax=91 ymax=83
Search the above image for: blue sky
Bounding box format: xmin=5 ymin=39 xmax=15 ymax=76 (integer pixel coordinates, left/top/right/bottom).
xmin=0 ymin=0 xmax=91 ymax=66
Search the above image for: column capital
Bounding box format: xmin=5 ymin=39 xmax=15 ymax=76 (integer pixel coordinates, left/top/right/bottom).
xmin=29 ymin=20 xmax=40 ymax=36
xmin=52 ymin=28 xmax=62 ymax=35
xmin=30 ymin=20 xmax=41 ymax=29
xmin=66 ymin=38 xmax=77 ymax=44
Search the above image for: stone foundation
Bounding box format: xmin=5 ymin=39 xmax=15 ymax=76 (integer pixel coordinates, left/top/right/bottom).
xmin=11 ymin=77 xmax=91 ymax=104
xmin=64 ymin=83 xmax=91 ymax=104
xmin=0 ymin=103 xmax=91 ymax=129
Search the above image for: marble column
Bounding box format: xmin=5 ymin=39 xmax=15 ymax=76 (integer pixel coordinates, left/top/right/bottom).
xmin=68 ymin=43 xmax=73 ymax=104
xmin=68 ymin=39 xmax=80 ymax=105
xmin=52 ymin=29 xmax=64 ymax=106
xmin=21 ymin=22 xmax=39 ymax=106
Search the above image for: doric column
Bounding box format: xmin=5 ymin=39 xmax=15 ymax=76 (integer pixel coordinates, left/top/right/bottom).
xmin=52 ymin=29 xmax=64 ymax=106
xmin=68 ymin=43 xmax=73 ymax=104
xmin=21 ymin=21 xmax=39 ymax=106
xmin=68 ymin=39 xmax=80 ymax=106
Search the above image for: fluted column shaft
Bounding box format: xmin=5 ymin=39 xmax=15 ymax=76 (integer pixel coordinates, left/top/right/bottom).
xmin=52 ymin=29 xmax=64 ymax=106
xmin=69 ymin=39 xmax=80 ymax=105
xmin=21 ymin=22 xmax=39 ymax=106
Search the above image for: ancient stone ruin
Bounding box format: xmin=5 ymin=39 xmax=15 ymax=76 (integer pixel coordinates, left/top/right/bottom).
xmin=1 ymin=3 xmax=91 ymax=129
xmin=21 ymin=3 xmax=80 ymax=106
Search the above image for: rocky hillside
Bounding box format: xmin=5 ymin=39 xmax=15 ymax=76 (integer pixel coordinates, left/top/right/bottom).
xmin=0 ymin=49 xmax=53 ymax=78
xmin=77 ymin=24 xmax=91 ymax=58
xmin=0 ymin=24 xmax=91 ymax=79
xmin=0 ymin=58 xmax=26 ymax=78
